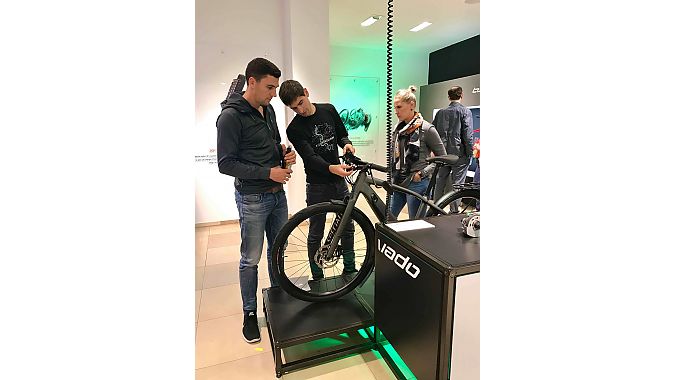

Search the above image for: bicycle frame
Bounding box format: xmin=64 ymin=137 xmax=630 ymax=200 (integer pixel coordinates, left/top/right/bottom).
xmin=323 ymin=167 xmax=447 ymax=256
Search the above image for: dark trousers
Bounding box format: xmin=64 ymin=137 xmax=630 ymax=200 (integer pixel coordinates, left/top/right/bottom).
xmin=434 ymin=156 xmax=471 ymax=212
xmin=306 ymin=181 xmax=355 ymax=280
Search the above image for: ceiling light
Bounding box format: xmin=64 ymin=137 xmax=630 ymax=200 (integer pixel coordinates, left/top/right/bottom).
xmin=409 ymin=22 xmax=432 ymax=32
xmin=361 ymin=15 xmax=382 ymax=27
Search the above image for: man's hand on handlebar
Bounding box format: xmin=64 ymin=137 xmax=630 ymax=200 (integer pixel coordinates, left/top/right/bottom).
xmin=329 ymin=163 xmax=354 ymax=177
xmin=341 ymin=151 xmax=359 ymax=165
xmin=341 ymin=152 xmax=387 ymax=173
xmin=343 ymin=144 xmax=356 ymax=155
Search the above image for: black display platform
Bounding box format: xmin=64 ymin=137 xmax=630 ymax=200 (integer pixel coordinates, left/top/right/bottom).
xmin=376 ymin=214 xmax=480 ymax=380
xmin=262 ymin=276 xmax=376 ymax=378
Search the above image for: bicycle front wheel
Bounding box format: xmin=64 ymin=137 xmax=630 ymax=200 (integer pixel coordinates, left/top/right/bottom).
xmin=271 ymin=202 xmax=375 ymax=302
xmin=427 ymin=188 xmax=480 ymax=217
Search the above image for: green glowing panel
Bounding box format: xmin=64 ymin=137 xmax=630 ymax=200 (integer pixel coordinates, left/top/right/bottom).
xmin=381 ymin=342 xmax=417 ymax=380
xmin=357 ymin=328 xmax=370 ymax=339
xmin=282 ymin=330 xmax=375 ymax=363
xmin=330 ymin=76 xmax=380 ymax=165
xmin=357 ymin=326 xmax=417 ymax=379
xmin=362 ymin=327 xmax=415 ymax=380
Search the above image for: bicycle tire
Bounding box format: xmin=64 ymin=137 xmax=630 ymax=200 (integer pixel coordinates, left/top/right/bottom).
xmin=271 ymin=202 xmax=375 ymax=302
xmin=427 ymin=188 xmax=480 ymax=217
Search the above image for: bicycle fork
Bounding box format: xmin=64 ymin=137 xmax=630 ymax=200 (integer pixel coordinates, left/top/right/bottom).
xmin=322 ymin=197 xmax=359 ymax=259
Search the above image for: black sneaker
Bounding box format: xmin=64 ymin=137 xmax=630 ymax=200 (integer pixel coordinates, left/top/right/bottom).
xmin=242 ymin=311 xmax=261 ymax=343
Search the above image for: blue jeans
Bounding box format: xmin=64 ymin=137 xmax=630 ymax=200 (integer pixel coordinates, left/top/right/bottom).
xmin=235 ymin=190 xmax=288 ymax=313
xmin=473 ymin=160 xmax=480 ymax=210
xmin=306 ymin=181 xmax=355 ymax=280
xmin=390 ymin=177 xmax=431 ymax=219
xmin=473 ymin=160 xmax=480 ymax=183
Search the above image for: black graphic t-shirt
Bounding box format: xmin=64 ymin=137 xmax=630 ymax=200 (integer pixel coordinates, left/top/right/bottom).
xmin=286 ymin=103 xmax=352 ymax=183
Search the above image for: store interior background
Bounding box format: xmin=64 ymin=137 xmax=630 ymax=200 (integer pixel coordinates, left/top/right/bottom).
xmin=195 ymin=0 xmax=480 ymax=225
xmin=2 ymin=0 xmax=665 ymax=378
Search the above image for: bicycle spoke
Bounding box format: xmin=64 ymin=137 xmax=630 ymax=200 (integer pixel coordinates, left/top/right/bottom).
xmin=297 ymin=225 xmax=311 ymax=243
xmin=283 ymin=259 xmax=318 ymax=262
xmin=287 ymin=260 xmax=310 ymax=284
xmin=284 ymin=239 xmax=304 ymax=247
xmin=283 ymin=260 xmax=311 ymax=270
xmin=288 ymin=231 xmax=307 ymax=246
xmin=292 ymin=265 xmax=310 ymax=289
xmin=280 ymin=249 xmax=312 ymax=254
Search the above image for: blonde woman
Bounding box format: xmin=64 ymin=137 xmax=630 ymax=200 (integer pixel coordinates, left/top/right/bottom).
xmin=391 ymin=85 xmax=447 ymax=218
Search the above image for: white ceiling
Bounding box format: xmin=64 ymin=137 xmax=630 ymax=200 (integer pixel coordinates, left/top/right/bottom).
xmin=329 ymin=0 xmax=480 ymax=54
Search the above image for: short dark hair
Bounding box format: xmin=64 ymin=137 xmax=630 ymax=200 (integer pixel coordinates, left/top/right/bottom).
xmin=279 ymin=80 xmax=305 ymax=106
xmin=245 ymin=57 xmax=281 ymax=82
xmin=448 ymin=86 xmax=463 ymax=100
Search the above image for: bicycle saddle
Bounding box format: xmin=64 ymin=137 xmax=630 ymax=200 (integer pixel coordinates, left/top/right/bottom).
xmin=426 ymin=154 xmax=460 ymax=166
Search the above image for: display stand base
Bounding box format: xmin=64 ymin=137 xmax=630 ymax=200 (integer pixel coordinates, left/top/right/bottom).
xmin=262 ymin=282 xmax=376 ymax=378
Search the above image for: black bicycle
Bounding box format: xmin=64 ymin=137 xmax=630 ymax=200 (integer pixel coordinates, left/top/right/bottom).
xmin=270 ymin=152 xmax=479 ymax=302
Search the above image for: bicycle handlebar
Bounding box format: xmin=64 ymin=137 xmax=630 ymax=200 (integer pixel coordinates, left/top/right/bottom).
xmin=342 ymin=152 xmax=388 ymax=173
xmin=369 ymin=162 xmax=388 ymax=173
xmin=342 ymin=152 xmax=448 ymax=217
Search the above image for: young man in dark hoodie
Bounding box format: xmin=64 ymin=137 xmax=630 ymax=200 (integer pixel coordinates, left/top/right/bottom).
xmin=278 ymin=79 xmax=357 ymax=281
xmin=216 ymin=58 xmax=296 ymax=343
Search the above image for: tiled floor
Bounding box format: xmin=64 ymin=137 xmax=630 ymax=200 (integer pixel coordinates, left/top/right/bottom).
xmin=195 ymin=189 xmax=407 ymax=379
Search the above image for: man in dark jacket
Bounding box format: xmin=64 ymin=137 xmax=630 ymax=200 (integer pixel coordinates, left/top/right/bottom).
xmin=216 ymin=57 xmax=296 ymax=344
xmin=432 ymin=86 xmax=474 ymax=211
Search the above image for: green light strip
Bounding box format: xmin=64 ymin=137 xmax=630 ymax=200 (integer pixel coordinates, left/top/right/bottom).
xmin=280 ymin=327 xmax=418 ymax=379
xmin=357 ymin=327 xmax=417 ymax=380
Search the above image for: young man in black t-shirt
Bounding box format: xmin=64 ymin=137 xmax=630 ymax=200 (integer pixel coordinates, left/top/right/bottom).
xmin=279 ymin=79 xmax=356 ymax=280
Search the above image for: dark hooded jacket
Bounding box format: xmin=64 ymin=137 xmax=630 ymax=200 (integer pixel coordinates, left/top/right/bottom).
xmin=216 ymin=92 xmax=284 ymax=194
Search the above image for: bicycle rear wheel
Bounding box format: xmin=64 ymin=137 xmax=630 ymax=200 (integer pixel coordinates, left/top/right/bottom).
xmin=427 ymin=188 xmax=480 ymax=217
xmin=271 ymin=202 xmax=375 ymax=302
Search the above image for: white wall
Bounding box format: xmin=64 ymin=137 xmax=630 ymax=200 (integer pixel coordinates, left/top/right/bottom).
xmin=283 ymin=0 xmax=330 ymax=215
xmin=195 ymin=0 xmax=330 ymax=224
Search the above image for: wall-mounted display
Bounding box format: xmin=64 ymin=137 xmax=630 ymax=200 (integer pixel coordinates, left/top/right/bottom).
xmin=339 ymin=108 xmax=372 ymax=132
xmin=330 ymin=76 xmax=380 ymax=165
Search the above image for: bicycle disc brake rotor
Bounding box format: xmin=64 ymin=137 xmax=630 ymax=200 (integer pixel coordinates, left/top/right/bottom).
xmin=314 ymin=245 xmax=341 ymax=269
